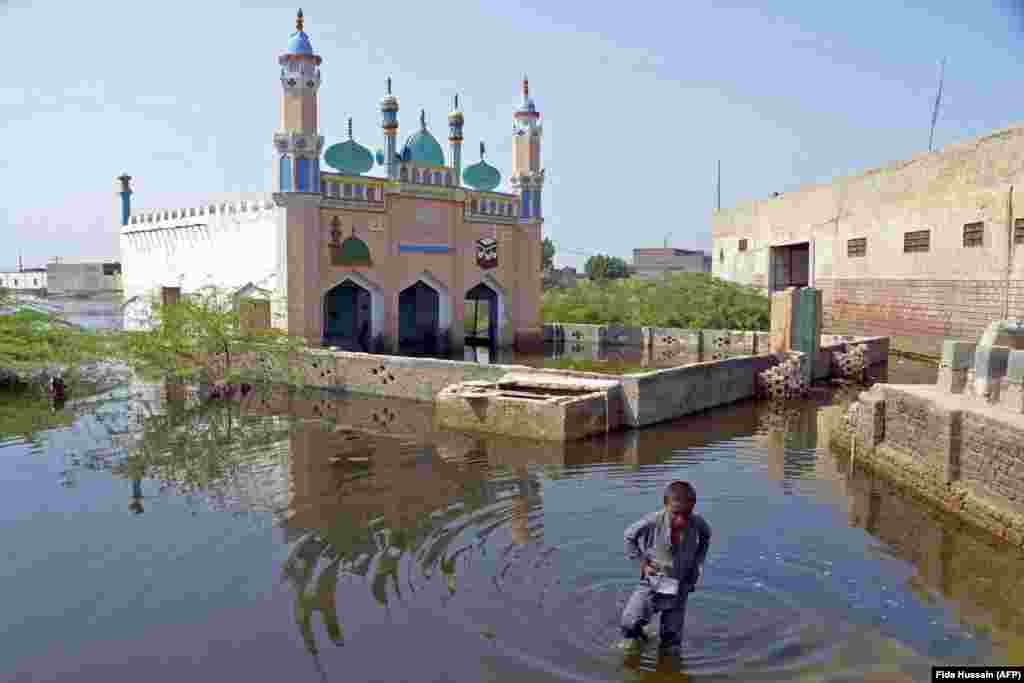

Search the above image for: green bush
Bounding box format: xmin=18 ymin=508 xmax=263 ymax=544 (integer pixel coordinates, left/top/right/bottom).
xmin=541 ymin=272 xmax=769 ymax=330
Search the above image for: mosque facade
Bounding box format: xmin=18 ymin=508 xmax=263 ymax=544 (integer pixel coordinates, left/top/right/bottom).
xmin=119 ymin=10 xmax=545 ymax=353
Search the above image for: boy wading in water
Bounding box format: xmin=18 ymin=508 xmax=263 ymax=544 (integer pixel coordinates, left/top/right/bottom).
xmin=620 ymin=481 xmax=712 ymax=653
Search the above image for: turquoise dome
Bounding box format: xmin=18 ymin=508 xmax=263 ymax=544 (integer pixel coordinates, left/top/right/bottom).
xmin=463 ymin=159 xmax=501 ymax=191
xmin=463 ymin=141 xmax=501 ymax=191
xmin=326 ymin=140 xmax=374 ymax=175
xmin=400 ymin=110 xmax=445 ymax=166
xmin=325 ymin=118 xmax=374 ymax=175
xmin=287 ymin=31 xmax=313 ymax=55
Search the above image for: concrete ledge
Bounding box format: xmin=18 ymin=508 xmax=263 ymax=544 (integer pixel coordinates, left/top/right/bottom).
xmin=620 ymin=353 xmax=780 ymax=428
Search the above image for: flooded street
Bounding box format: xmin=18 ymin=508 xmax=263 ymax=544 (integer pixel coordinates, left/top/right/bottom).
xmin=2 ymin=356 xmax=1022 ymax=681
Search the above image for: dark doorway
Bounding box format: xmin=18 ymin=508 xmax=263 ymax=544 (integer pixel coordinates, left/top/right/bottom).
xmin=324 ymin=281 xmax=372 ymax=351
xmin=464 ymin=283 xmax=499 ymax=349
xmin=398 ymin=281 xmax=441 ymax=354
xmin=771 ymin=243 xmax=810 ymax=291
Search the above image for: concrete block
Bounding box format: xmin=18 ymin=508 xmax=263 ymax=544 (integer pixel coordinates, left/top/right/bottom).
xmin=1008 ymin=350 xmax=1024 ymax=383
xmin=941 ymin=340 xmax=978 ymax=371
xmin=974 ymin=345 xmax=1012 ymax=400
xmin=937 ymin=367 xmax=970 ymax=394
xmin=605 ymin=324 xmax=644 ymax=347
xmin=998 ymin=380 xmax=1024 ymax=414
xmin=770 ymin=288 xmax=798 ymax=353
xmin=559 ymin=324 xmax=606 ymax=345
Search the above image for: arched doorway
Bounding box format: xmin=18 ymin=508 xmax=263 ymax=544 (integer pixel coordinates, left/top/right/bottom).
xmin=465 ymin=283 xmax=499 ymax=349
xmin=398 ymin=281 xmax=441 ymax=354
xmin=324 ymin=280 xmax=372 ymax=351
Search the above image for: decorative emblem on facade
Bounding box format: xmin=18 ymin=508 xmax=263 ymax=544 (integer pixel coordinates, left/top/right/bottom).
xmin=476 ymin=237 xmax=498 ymax=269
xmin=294 ymin=137 xmax=306 ymax=148
xmin=287 ymin=78 xmax=297 ymax=87
xmin=306 ymin=80 xmax=315 ymax=88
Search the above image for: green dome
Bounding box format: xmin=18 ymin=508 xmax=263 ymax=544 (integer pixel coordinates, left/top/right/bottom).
xmin=400 ymin=110 xmax=446 ymax=166
xmin=325 ymin=118 xmax=374 ymax=175
xmin=463 ymin=141 xmax=501 ymax=191
xmin=463 ymin=159 xmax=501 ymax=191
xmin=333 ymin=237 xmax=372 ymax=266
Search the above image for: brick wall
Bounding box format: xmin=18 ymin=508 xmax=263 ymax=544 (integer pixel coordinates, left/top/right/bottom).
xmin=818 ymin=278 xmax=1024 ymax=358
xmin=961 ymin=411 xmax=1024 ymax=516
xmin=876 ymin=387 xmax=957 ymax=480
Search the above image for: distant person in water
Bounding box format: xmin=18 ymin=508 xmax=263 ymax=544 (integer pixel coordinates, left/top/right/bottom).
xmin=620 ymin=481 xmax=711 ymax=654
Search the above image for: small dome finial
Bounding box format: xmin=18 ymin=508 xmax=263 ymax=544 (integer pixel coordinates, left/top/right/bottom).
xmin=348 ymin=117 xmax=353 ymax=139
xmin=386 ymin=76 xmax=392 ymax=95
xmin=420 ymin=109 xmax=426 ymax=129
xmin=480 ymin=141 xmax=486 ymax=159
xmin=296 ymin=8 xmax=304 ymax=32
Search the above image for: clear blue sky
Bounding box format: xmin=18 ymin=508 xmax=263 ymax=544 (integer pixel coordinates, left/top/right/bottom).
xmin=1 ymin=0 xmax=1021 ymax=271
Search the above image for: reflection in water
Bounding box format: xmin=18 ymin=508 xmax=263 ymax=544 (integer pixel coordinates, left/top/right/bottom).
xmin=10 ymin=356 xmax=1022 ymax=681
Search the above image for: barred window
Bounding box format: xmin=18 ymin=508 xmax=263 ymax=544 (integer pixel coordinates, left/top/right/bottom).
xmin=1015 ymin=218 xmax=1024 ymax=245
xmin=847 ymin=237 xmax=867 ymax=257
xmin=963 ymin=221 xmax=984 ymax=248
xmin=738 ymin=238 xmax=748 ymax=252
xmin=903 ymin=229 xmax=930 ymax=253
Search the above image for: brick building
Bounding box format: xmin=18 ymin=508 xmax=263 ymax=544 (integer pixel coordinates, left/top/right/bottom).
xmin=712 ymin=123 xmax=1024 ymax=357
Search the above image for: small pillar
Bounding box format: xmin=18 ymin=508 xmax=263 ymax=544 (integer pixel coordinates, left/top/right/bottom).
xmin=937 ymin=340 xmax=976 ymax=394
xmin=770 ymin=287 xmax=820 ymax=383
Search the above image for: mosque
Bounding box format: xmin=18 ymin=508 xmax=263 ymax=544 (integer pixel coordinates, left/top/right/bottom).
xmin=118 ymin=9 xmax=545 ymax=353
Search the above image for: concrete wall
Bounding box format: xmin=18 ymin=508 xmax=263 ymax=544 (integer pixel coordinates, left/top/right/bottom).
xmin=712 ymin=124 xmax=1024 ymax=358
xmin=619 ymin=355 xmax=779 ymax=428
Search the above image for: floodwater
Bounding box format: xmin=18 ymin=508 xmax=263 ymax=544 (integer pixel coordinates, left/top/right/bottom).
xmin=2 ymin=356 xmax=1023 ymax=682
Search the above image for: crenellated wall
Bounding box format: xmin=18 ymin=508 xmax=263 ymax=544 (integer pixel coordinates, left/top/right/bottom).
xmin=120 ymin=196 xmax=286 ymax=328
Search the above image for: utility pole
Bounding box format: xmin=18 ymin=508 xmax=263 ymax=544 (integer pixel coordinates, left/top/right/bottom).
xmin=716 ymin=160 xmax=722 ymax=211
xmin=928 ymin=57 xmax=946 ymax=153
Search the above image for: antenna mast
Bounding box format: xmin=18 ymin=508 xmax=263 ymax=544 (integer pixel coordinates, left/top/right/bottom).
xmin=928 ymin=57 xmax=946 ymax=153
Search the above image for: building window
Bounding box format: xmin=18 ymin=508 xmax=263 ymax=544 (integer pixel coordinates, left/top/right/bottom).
xmin=1016 ymin=218 xmax=1024 ymax=245
xmin=296 ymin=158 xmax=310 ymax=192
xmin=719 ymin=249 xmax=724 ymax=262
xmin=963 ymin=221 xmax=984 ymax=248
xmin=738 ymin=239 xmax=748 ymax=251
xmin=400 ymin=166 xmax=409 ymax=182
xmin=471 ymin=199 xmax=478 ymax=213
xmin=847 ymin=237 xmax=867 ymax=258
xmin=344 ymin=183 xmax=352 ymax=198
xmin=904 ymin=229 xmax=930 ymax=253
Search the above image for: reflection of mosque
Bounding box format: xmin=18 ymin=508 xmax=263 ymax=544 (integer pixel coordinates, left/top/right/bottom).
xmin=278 ymin=413 xmax=548 ymax=662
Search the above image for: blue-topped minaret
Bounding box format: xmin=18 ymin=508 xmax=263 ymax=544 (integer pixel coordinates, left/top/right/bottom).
xmin=380 ymin=77 xmax=400 ymax=180
xmin=448 ymin=94 xmax=464 ymax=185
xmin=273 ymin=8 xmax=324 ymax=194
xmin=511 ymin=76 xmax=544 ymax=220
xmin=117 ymin=174 xmax=132 ymax=226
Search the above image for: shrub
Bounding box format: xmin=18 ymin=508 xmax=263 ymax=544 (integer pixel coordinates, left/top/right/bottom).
xmin=541 ymin=273 xmax=769 ymax=330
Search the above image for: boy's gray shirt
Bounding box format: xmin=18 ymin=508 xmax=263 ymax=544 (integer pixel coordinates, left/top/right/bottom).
xmin=624 ymin=511 xmax=712 ymax=587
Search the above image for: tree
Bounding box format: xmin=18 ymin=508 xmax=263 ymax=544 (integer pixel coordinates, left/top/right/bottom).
xmin=0 ymin=287 xmax=11 ymax=307
xmin=115 ymin=286 xmax=306 ymax=386
xmin=584 ymin=254 xmax=630 ymax=281
xmin=542 ymin=238 xmax=556 ymax=271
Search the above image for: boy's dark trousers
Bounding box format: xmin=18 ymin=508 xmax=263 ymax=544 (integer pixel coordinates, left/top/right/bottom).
xmin=620 ymin=580 xmax=690 ymax=648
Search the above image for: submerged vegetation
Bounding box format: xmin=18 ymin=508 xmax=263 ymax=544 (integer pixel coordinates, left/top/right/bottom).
xmin=541 ymin=272 xmax=770 ymax=330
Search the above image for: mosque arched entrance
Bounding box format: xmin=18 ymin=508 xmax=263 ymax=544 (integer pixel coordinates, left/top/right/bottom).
xmin=464 ymin=283 xmax=499 ymax=349
xmin=323 ymin=280 xmax=373 ymax=351
xmin=398 ymin=281 xmax=441 ymax=355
